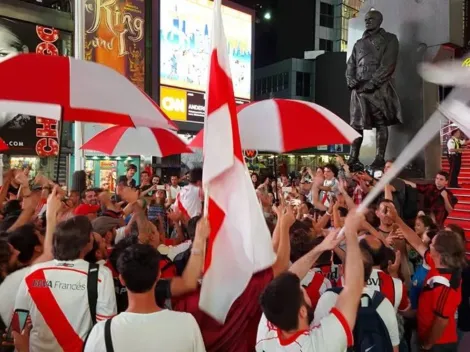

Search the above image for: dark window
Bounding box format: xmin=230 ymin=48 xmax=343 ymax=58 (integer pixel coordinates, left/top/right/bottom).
xmin=319 ymin=38 xmax=333 ymax=52
xmin=303 ymin=73 xmax=311 ymax=97
xmin=267 ymin=76 xmax=272 ymax=93
xmin=295 ymin=72 xmax=311 ymax=98
xmin=255 ymin=79 xmax=261 ymax=96
xmin=320 ymin=2 xmax=334 ymax=28
xmin=283 ymin=72 xmax=289 ymax=90
xmin=261 ymin=78 xmax=267 ymax=95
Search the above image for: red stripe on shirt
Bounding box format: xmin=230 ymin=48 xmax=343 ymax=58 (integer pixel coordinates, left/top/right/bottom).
xmin=26 ymin=269 xmax=84 ymax=352
xmin=330 ymin=307 xmax=353 ymax=347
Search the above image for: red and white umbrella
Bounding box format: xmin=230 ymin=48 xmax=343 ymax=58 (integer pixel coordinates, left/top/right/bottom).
xmin=81 ymin=126 xmax=192 ymax=156
xmin=0 ymin=54 xmax=177 ymax=130
xmin=189 ymin=99 xmax=360 ymax=152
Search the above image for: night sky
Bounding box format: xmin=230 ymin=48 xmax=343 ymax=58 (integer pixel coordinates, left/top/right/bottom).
xmin=231 ymin=0 xmax=279 ymax=68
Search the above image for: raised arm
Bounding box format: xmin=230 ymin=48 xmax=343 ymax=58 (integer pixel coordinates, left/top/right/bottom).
xmin=272 ymin=206 xmax=294 ymax=278
xmin=333 ymin=209 xmax=364 ymax=331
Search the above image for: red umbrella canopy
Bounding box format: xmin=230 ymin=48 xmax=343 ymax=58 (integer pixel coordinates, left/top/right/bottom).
xmin=81 ymin=126 xmax=192 ymax=157
xmin=0 ymin=54 xmax=177 ymax=130
xmin=189 ymin=99 xmax=360 ymax=152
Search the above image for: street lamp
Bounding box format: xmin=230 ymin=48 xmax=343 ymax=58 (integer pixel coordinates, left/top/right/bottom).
xmin=264 ymin=12 xmax=271 ymax=20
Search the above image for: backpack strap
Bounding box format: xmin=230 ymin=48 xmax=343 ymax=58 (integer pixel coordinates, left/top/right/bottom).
xmin=326 ymin=287 xmax=344 ymax=295
xmin=87 ymin=263 xmax=99 ymax=326
xmin=104 ymin=317 xmax=115 ymax=352
xmin=370 ymin=291 xmax=385 ymax=310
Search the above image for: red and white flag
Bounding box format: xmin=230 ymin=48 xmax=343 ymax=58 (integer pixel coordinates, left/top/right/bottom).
xmin=199 ymin=0 xmax=275 ymax=323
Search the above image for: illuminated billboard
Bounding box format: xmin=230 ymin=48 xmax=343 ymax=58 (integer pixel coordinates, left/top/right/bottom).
xmin=160 ymin=0 xmax=253 ymax=101
xmin=160 ymin=85 xmax=249 ymax=123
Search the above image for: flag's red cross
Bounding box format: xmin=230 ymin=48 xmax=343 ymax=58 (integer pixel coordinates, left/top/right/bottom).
xmin=206 ymin=50 xmax=243 ymax=162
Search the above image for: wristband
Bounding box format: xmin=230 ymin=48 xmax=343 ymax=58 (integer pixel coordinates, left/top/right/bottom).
xmin=191 ymin=248 xmax=203 ymax=256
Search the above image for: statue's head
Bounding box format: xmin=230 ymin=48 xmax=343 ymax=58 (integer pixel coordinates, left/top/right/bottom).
xmin=365 ymin=10 xmax=383 ymax=32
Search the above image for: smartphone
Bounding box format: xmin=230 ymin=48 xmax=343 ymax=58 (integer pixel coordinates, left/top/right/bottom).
xmin=373 ymin=170 xmax=383 ymax=179
xmin=6 ymin=309 xmax=29 ymax=342
xmin=157 ymin=185 xmax=166 ymax=191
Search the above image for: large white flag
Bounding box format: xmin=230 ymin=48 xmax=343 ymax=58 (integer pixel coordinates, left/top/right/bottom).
xmin=199 ymin=0 xmax=275 ymax=323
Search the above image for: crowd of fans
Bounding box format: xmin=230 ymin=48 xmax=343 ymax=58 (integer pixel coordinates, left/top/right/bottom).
xmin=0 ymin=154 xmax=468 ymax=352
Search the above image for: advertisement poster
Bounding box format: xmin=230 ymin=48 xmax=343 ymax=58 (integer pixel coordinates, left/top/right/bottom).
xmin=0 ymin=17 xmax=71 ymax=156
xmin=160 ymin=0 xmax=252 ymax=100
xmin=85 ymin=0 xmax=145 ymax=90
xmin=160 ymin=85 xmax=249 ymax=122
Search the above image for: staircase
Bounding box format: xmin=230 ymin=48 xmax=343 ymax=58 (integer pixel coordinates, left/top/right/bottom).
xmin=442 ymin=150 xmax=470 ymax=256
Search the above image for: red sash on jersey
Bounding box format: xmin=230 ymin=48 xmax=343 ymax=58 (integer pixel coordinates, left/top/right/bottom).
xmin=305 ymin=272 xmax=326 ymax=308
xmin=26 ymin=269 xmax=84 ymax=352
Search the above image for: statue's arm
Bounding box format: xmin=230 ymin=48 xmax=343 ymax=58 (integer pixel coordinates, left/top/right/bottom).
xmin=370 ymin=35 xmax=399 ymax=87
xmin=346 ymin=46 xmax=358 ymax=88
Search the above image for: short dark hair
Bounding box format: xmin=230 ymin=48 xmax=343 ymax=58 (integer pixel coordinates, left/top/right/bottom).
xmin=8 ymin=224 xmax=40 ymax=263
xmin=360 ymin=237 xmax=387 ymax=267
xmin=117 ymin=244 xmax=160 ymax=293
xmin=260 ymin=272 xmax=304 ymax=331
xmin=433 ymin=230 xmax=466 ymax=270
xmin=81 ymin=188 xmax=96 ymax=200
xmin=189 ymin=168 xmax=203 ymax=184
xmin=127 ymin=164 xmax=137 ymax=171
xmin=3 ymin=200 xmax=21 ymax=217
xmin=437 ymin=170 xmax=450 ymax=181
xmin=377 ymin=198 xmax=394 ymax=208
xmin=361 ymin=248 xmax=374 ymax=282
xmin=417 ymin=215 xmax=435 ymax=229
xmin=324 ymin=163 xmax=339 ymax=178
xmin=53 ymin=216 xmax=92 ymax=261
xmin=109 ymin=235 xmax=139 ymax=273
xmin=0 ymin=239 xmax=11 ymax=277
xmin=451 ymin=129 xmax=460 ymax=136
xmin=446 ymin=224 xmax=466 ymax=243
xmin=141 ymin=171 xmax=149 ymax=176
xmin=290 ymin=230 xmax=315 ymax=263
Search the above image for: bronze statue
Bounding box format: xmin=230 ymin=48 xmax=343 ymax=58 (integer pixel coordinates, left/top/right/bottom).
xmin=346 ymin=10 xmax=402 ymax=170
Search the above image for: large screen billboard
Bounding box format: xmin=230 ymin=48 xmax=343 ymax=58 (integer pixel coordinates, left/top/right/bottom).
xmin=0 ymin=17 xmax=71 ymax=156
xmin=160 ymin=0 xmax=253 ymax=102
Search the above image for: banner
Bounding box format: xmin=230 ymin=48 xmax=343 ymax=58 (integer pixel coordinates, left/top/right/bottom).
xmin=0 ymin=17 xmax=71 ymax=156
xmin=85 ymin=0 xmax=146 ymax=90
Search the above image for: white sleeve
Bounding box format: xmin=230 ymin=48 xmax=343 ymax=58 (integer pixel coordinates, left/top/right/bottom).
xmin=256 ymin=314 xmax=274 ymax=352
xmin=96 ymin=266 xmax=117 ymax=322
xmin=114 ymin=227 xmax=126 ymax=245
xmin=83 ymin=322 xmax=106 ymax=352
xmin=167 ymin=241 xmax=192 ymax=261
xmin=376 ymin=299 xmax=400 ymax=347
xmin=14 ymin=277 xmax=30 ymax=312
xmin=188 ymin=315 xmax=206 ymax=352
xmin=310 ymin=309 xmax=352 ymax=352
xmin=447 ymin=139 xmax=456 ymax=151
xmin=313 ymin=291 xmax=338 ymax=325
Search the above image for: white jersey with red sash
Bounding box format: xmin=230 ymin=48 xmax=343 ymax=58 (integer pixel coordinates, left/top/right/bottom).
xmin=15 ymin=259 xmax=117 ymax=352
xmin=367 ymin=268 xmax=410 ymax=311
xmin=173 ymin=184 xmax=202 ymax=219
xmin=301 ymin=267 xmax=333 ymax=308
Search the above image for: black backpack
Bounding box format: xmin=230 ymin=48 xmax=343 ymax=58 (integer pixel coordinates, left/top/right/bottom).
xmin=403 ymin=184 xmax=418 ymax=220
xmin=328 ymin=288 xmax=393 ymax=352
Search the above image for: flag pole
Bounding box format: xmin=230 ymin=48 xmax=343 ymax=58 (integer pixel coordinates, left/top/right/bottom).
xmin=73 ymin=0 xmax=85 ymax=172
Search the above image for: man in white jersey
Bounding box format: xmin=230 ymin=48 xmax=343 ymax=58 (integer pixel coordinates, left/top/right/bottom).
xmin=173 ymin=168 xmax=203 ymax=222
xmin=256 ymin=210 xmax=365 ymax=352
xmin=15 ymin=215 xmax=117 ymax=352
xmin=84 ymin=243 xmax=205 ymax=352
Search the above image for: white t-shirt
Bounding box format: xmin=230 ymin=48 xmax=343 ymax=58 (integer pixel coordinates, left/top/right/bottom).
xmin=313 ymin=287 xmax=400 ymax=347
xmin=15 ymin=259 xmax=117 ymax=352
xmin=256 ymin=308 xmax=353 ymax=352
xmin=84 ymin=310 xmax=206 ymax=352
xmin=174 ymin=184 xmax=202 ymax=218
xmin=167 ymin=185 xmax=181 ymax=200
xmin=447 ymin=137 xmax=465 ymax=155
xmin=0 ymin=267 xmax=29 ymax=326
xmin=319 ymin=178 xmax=338 ymax=208
xmin=115 ymin=226 xmax=127 ymax=245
